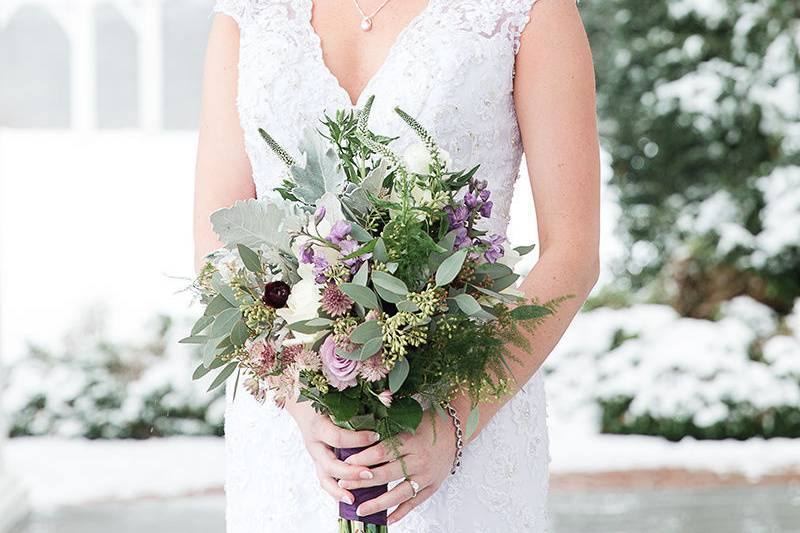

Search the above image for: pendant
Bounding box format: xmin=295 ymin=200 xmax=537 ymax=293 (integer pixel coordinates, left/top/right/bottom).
xmin=360 ymin=16 xmax=372 ymax=31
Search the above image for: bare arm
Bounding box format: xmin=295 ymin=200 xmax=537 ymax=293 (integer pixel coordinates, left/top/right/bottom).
xmin=451 ymin=0 xmax=601 ymax=437
xmin=193 ymin=14 xmax=256 ymax=271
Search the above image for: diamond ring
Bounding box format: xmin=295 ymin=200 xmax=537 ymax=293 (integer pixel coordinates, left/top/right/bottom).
xmin=406 ymin=478 xmax=421 ymax=498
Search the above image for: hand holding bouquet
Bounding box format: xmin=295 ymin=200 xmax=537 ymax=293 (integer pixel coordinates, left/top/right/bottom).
xmin=184 ymin=97 xmax=561 ymax=531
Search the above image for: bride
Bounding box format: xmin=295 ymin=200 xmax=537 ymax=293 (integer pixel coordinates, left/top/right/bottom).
xmin=194 ymin=0 xmax=599 ymax=530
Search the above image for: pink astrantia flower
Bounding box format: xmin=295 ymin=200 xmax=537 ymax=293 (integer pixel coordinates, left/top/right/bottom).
xmin=247 ymin=338 xmax=277 ymax=375
xmin=321 ymin=284 xmax=353 ymax=317
xmin=377 ymin=390 xmax=393 ymax=408
xmin=320 ymin=335 xmax=361 ymax=391
xmin=295 ymin=348 xmax=322 ymax=372
xmin=360 ymin=353 xmax=389 ymax=382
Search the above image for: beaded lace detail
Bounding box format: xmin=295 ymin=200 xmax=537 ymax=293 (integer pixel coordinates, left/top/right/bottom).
xmin=214 ymin=0 xmax=550 ymax=530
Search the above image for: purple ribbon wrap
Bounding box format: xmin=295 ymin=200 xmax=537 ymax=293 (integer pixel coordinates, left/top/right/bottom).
xmin=335 ymin=446 xmax=388 ymax=526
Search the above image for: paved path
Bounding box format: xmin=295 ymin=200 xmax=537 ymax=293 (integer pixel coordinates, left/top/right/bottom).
xmin=19 ymin=484 xmax=800 ymax=533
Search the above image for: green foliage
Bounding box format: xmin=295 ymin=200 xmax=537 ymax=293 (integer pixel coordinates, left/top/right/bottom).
xmin=583 ymin=0 xmax=800 ymax=312
xmin=600 ymin=395 xmax=800 ymax=441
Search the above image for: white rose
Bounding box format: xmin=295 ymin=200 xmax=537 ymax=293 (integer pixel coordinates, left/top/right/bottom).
xmin=402 ymin=142 xmax=452 ymax=175
xmin=275 ymin=263 xmax=322 ymax=344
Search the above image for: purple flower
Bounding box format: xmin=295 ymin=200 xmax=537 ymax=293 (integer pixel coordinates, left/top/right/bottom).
xmin=312 ymin=255 xmax=330 ymax=283
xmin=464 ymin=192 xmax=478 ymax=209
xmin=446 ymin=205 xmax=470 ymax=227
xmin=483 ymin=234 xmax=505 ymax=263
xmin=314 ymin=205 xmax=326 ymax=225
xmin=338 ymin=238 xmax=370 ymax=269
xmin=479 ymin=189 xmax=491 ymax=202
xmin=453 ymin=226 xmax=470 ymax=250
xmin=472 ymin=179 xmax=487 ymax=192
xmin=320 ymin=335 xmax=361 ymax=391
xmin=327 ymin=220 xmax=352 ymax=244
xmin=300 ymin=243 xmax=315 ymax=264
xmin=479 ymin=200 xmax=493 ymax=218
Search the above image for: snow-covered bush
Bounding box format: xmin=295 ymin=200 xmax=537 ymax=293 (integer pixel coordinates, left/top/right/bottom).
xmin=545 ymin=296 xmax=800 ymax=441
xmin=4 ymin=311 xmax=225 ymax=439
xmin=582 ymin=0 xmax=800 ymax=314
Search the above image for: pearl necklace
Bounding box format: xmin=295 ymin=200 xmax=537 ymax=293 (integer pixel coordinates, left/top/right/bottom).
xmin=351 ymin=0 xmax=394 ymax=31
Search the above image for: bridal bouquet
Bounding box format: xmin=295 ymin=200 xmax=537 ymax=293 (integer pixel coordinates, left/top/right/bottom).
xmin=183 ymin=97 xmax=559 ymax=532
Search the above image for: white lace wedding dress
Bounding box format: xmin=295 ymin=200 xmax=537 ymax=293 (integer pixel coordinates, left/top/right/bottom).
xmin=215 ymin=0 xmax=551 ymax=530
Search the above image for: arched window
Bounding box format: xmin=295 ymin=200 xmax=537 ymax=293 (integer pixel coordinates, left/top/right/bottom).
xmin=97 ymin=3 xmax=138 ymax=129
xmin=0 ymin=6 xmax=71 ymax=128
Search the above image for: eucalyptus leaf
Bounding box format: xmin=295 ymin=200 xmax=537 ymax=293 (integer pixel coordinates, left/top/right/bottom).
xmin=396 ymin=300 xmax=419 ymax=313
xmin=204 ymin=294 xmax=233 ymax=316
xmin=191 ymin=315 xmax=214 ymax=336
xmin=388 ymin=357 xmax=409 ymax=393
xmin=371 ymin=270 xmax=408 ymax=295
xmin=339 ymin=283 xmax=380 ymax=309
xmin=349 ymin=223 xmax=373 ymax=243
xmin=451 ymin=293 xmax=482 ymax=315
xmin=230 ymin=320 xmax=251 ymax=347
xmin=492 ymin=273 xmax=519 ymax=292
xmin=359 ymin=337 xmax=383 ymax=360
xmin=211 ymin=307 xmax=241 ymax=338
xmin=514 ymin=243 xmax=537 ymax=256
xmin=375 ymin=285 xmax=405 ymax=304
xmin=207 ymin=362 xmax=238 ymax=392
xmin=202 ymin=338 xmax=223 ymax=367
xmin=179 ymin=335 xmax=208 ymax=345
xmin=352 ymin=261 xmax=369 ymax=286
xmin=237 ymin=243 xmax=263 ymax=273
xmin=435 ymin=248 xmax=468 ymax=287
xmin=475 ymin=262 xmax=513 ymax=279
xmin=350 ymin=320 xmax=382 ymax=344
xmin=288 ymin=318 xmax=332 ymax=334
xmin=192 ymin=357 xmax=225 ymax=380
xmin=335 ymin=346 xmax=363 ymax=360
xmin=471 ymin=284 xmax=519 ymax=304
xmin=212 ymin=274 xmax=240 ymax=306
xmin=373 ymin=238 xmax=389 ymax=263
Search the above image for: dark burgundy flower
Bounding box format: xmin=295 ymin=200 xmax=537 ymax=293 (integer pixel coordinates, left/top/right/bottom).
xmin=263 ymin=280 xmax=291 ymax=308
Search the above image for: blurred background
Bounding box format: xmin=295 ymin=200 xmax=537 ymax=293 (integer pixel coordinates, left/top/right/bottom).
xmin=1 ymin=0 xmax=799 ymax=532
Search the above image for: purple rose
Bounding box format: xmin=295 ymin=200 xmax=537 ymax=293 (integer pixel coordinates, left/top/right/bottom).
xmin=320 ymin=335 xmax=361 ymax=391
xmin=327 ymin=220 xmax=352 ymax=244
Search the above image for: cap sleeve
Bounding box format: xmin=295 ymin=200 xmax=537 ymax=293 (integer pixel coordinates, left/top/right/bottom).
xmin=213 ymin=0 xmax=249 ymax=26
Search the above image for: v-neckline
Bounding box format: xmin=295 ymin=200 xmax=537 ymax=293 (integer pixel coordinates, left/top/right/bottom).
xmin=305 ymin=0 xmax=435 ymax=108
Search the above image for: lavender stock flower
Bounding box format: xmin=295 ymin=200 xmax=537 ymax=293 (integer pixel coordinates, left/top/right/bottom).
xmin=327 ymin=220 xmax=352 ymax=244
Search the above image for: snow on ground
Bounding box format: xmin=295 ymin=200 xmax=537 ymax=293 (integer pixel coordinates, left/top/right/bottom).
xmin=7 ymin=429 xmax=800 ymax=510
xmin=5 ymin=437 xmax=225 ymax=510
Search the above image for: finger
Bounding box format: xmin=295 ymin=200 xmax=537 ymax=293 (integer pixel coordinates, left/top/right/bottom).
xmin=317 ymin=467 xmax=356 ymax=505
xmin=338 ymin=457 xmax=411 ymax=489
xmin=387 ymin=486 xmax=436 ymax=525
xmin=344 ymin=439 xmax=408 ymax=467
xmin=315 ymin=420 xmax=380 ymax=449
xmin=356 ymin=478 xmax=420 ymax=517
xmin=308 ymin=442 xmax=374 ymax=481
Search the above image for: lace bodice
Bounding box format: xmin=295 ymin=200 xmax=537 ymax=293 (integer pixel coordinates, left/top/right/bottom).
xmin=215 ymin=0 xmax=552 ymax=531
